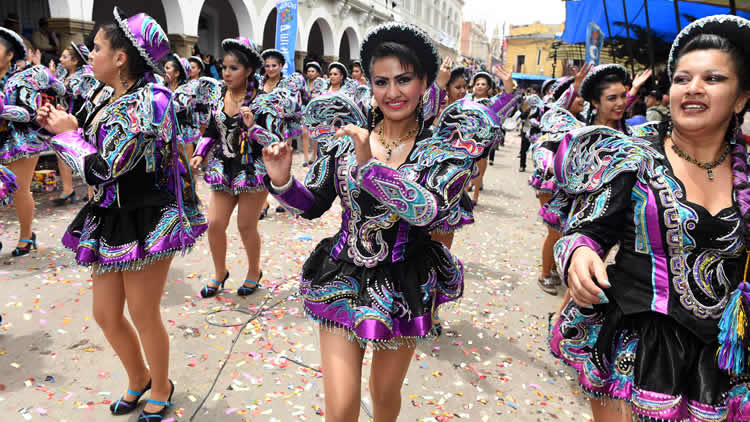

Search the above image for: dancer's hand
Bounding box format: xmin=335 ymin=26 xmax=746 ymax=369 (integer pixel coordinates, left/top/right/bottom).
xmin=37 ymin=104 xmax=78 ymax=134
xmin=263 ymin=142 xmax=293 ymax=187
xmin=567 ymin=246 xmax=610 ymax=308
xmin=572 ymin=63 xmax=593 ymax=94
xmin=189 ymin=155 xmax=205 ymax=170
xmin=629 ymin=69 xmax=653 ymax=97
xmin=335 ymin=124 xmax=371 ymax=166
xmin=436 ymin=57 xmax=453 ymax=90
xmin=240 ymin=106 xmax=255 ymax=127
xmin=497 ymin=65 xmax=515 ymax=94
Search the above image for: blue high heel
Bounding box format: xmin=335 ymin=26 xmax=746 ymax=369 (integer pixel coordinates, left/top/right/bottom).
xmin=110 ymin=379 xmax=152 ymax=415
xmin=12 ymin=233 xmax=36 ymax=256
xmin=238 ymin=271 xmax=262 ymax=296
xmin=200 ymin=271 xmax=229 ymax=298
xmin=136 ymin=379 xmax=174 ymax=422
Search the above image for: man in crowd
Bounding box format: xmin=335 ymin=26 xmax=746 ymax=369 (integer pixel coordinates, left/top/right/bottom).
xmin=645 ymin=90 xmax=669 ymax=122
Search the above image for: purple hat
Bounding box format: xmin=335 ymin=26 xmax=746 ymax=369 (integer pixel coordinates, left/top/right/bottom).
xmin=113 ymin=7 xmax=170 ymax=75
xmin=222 ymin=37 xmax=263 ymax=70
xmin=70 ymin=42 xmax=90 ymax=63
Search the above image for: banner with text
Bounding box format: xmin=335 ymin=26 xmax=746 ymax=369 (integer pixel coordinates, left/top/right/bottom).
xmin=275 ymin=0 xmax=298 ymax=75
xmin=584 ymin=21 xmax=604 ymax=66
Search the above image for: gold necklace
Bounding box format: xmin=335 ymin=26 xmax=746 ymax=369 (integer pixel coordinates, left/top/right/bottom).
xmin=377 ymin=121 xmax=419 ymax=159
xmin=227 ymin=90 xmax=244 ymax=105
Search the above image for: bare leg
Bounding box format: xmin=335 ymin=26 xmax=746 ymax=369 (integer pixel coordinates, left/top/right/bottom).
xmin=123 ymin=257 xmax=174 ymax=412
xmin=56 ymin=156 xmax=74 ymax=197
xmin=7 ymin=155 xmax=39 ymax=246
xmin=184 ymin=143 xmax=196 ymax=184
xmin=302 ymin=129 xmax=311 ymax=163
xmin=430 ymin=232 xmax=455 ymax=249
xmin=590 ymin=398 xmax=632 ymax=422
xmin=539 ymin=193 xmax=561 ymax=279
xmin=236 ymin=191 xmax=268 ymax=283
xmin=471 ymin=158 xmax=488 ymax=203
xmin=92 ymin=270 xmax=150 ymax=402
xmin=207 ymin=191 xmax=237 ymax=285
xmin=319 ymin=328 xmax=366 ymax=422
xmin=369 ymin=342 xmax=417 ymax=422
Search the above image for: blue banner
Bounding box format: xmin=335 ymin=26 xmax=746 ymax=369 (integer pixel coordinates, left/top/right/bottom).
xmin=584 ymin=21 xmax=604 ymax=66
xmin=275 ymin=0 xmax=298 ymax=75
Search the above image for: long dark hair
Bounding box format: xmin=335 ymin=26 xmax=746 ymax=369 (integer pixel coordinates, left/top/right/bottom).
xmin=165 ymin=55 xmax=185 ymax=84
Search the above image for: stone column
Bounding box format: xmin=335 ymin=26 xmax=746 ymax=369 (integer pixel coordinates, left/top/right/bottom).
xmin=294 ymin=50 xmax=307 ymax=73
xmin=47 ymin=18 xmax=95 ymax=53
xmin=168 ymin=34 xmax=200 ymax=58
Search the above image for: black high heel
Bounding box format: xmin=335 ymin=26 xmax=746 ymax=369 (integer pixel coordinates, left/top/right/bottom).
xmin=200 ymin=271 xmax=229 ymax=298
xmin=110 ymin=379 xmax=152 ymax=415
xmin=137 ymin=379 xmax=174 ymax=422
xmin=12 ymin=233 xmax=36 ymax=256
xmin=238 ymin=271 xmax=262 ymax=296
xmin=53 ymin=191 xmax=76 ymax=206
xmin=259 ymin=206 xmax=269 ymax=220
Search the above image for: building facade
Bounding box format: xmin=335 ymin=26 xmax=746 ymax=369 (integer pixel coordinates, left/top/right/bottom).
xmin=3 ymin=0 xmax=463 ymax=72
xmin=504 ymin=22 xmax=562 ymax=77
xmin=459 ymin=21 xmax=489 ymax=64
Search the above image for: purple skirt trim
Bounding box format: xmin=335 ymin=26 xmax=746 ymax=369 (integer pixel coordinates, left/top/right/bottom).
xmin=528 ymin=175 xmax=556 ymax=193
xmin=305 ymin=301 xmax=433 ymax=339
xmin=538 ymin=206 xmax=562 ymax=231
xmin=549 ymin=302 xmax=750 ymax=421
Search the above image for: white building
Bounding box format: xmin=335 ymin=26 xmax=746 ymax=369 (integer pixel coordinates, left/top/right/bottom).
xmin=3 ymin=0 xmax=463 ymax=71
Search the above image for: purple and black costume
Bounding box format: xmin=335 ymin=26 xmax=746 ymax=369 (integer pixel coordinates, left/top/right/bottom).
xmin=46 ymin=10 xmax=206 ymax=272
xmin=195 ymin=38 xmax=301 ymax=195
xmin=549 ymin=125 xmax=750 ymax=420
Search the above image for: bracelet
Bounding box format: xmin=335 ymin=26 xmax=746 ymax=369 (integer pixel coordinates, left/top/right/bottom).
xmin=271 ymin=176 xmax=294 ymax=193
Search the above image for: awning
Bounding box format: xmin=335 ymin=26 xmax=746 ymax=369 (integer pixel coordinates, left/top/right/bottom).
xmin=560 ymin=0 xmax=750 ymax=44
xmin=512 ymin=73 xmax=553 ymax=81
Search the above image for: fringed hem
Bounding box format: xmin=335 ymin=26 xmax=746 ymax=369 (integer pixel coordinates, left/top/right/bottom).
xmin=67 ymin=238 xmax=201 ymax=274
xmin=209 ymin=184 xmax=268 ymax=195
xmin=307 ymin=309 xmax=439 ymax=351
xmin=0 ymin=150 xmax=42 ymax=164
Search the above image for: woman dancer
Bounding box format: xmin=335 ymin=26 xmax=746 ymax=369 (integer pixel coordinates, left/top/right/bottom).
xmin=264 ymin=23 xmax=501 ymax=421
xmin=53 ymin=42 xmax=92 ymax=206
xmin=350 ymin=59 xmax=367 ymax=85
xmin=187 ymin=55 xmax=204 ymax=81
xmin=192 ymin=37 xmax=297 ymax=297
xmin=0 ymin=158 xmax=16 ymax=322
xmin=164 ymin=54 xmax=199 ymax=160
xmin=466 ymin=69 xmax=518 ymax=205
xmin=301 ymin=61 xmax=324 ymax=167
xmin=1 ymin=29 xmax=65 ymax=256
xmin=36 ymin=8 xmax=206 ymax=421
xmin=326 ymin=61 xmax=349 ymax=94
xmin=550 ymin=15 xmax=750 ymax=421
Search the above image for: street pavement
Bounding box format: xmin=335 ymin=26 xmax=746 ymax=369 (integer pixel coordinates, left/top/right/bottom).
xmin=0 ymin=131 xmax=593 ymax=421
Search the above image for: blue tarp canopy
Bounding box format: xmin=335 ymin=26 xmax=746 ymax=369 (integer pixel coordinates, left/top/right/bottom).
xmin=512 ymin=72 xmax=553 ymax=81
xmin=561 ymin=0 xmax=750 ymax=44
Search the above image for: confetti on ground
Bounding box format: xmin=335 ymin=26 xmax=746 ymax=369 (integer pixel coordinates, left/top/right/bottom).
xmin=0 ymin=137 xmax=590 ymax=420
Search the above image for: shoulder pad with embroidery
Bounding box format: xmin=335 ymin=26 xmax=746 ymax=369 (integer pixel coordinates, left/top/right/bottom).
xmin=278 ymin=73 xmax=305 ymax=94
xmin=311 ymin=77 xmax=328 ymax=96
xmin=173 ymin=80 xmax=198 ymax=112
xmin=195 ymin=77 xmax=222 ymax=107
xmin=554 ymin=125 xmax=662 ymax=194
xmin=4 ymin=65 xmax=65 ymax=101
xmin=540 ymin=105 xmax=585 ymax=141
xmin=629 ymin=121 xmax=660 ymax=139
xmin=411 ymin=98 xmax=502 ymax=170
xmin=303 ymin=92 xmax=366 ymax=156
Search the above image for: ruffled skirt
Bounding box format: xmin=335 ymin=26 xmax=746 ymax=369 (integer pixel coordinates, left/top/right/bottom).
xmin=0 ymin=125 xmax=47 ymax=164
xmin=203 ymin=153 xmax=266 ymax=196
xmin=62 ymin=201 xmax=207 ymax=272
xmin=432 ymin=192 xmax=474 ymax=233
xmin=301 ymin=236 xmax=463 ymax=349
xmin=549 ymin=301 xmax=750 ymax=421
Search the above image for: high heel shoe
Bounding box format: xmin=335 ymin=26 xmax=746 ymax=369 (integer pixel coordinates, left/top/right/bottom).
xmin=110 ymin=379 xmax=152 ymax=415
xmin=259 ymin=206 xmax=269 ymax=220
xmin=200 ymin=271 xmax=229 ymax=298
xmin=137 ymin=379 xmax=174 ymax=422
xmin=53 ymin=191 xmax=76 ymax=206
xmin=12 ymin=233 xmax=36 ymax=257
xmin=238 ymin=271 xmax=262 ymax=296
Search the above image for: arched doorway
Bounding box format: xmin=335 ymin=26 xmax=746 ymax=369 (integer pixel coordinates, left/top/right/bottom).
xmin=306 ymin=18 xmax=334 ymax=60
xmin=262 ymin=8 xmax=276 ymax=50
xmin=338 ymin=27 xmax=359 ymax=65
xmin=198 ymin=0 xmax=240 ymax=57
